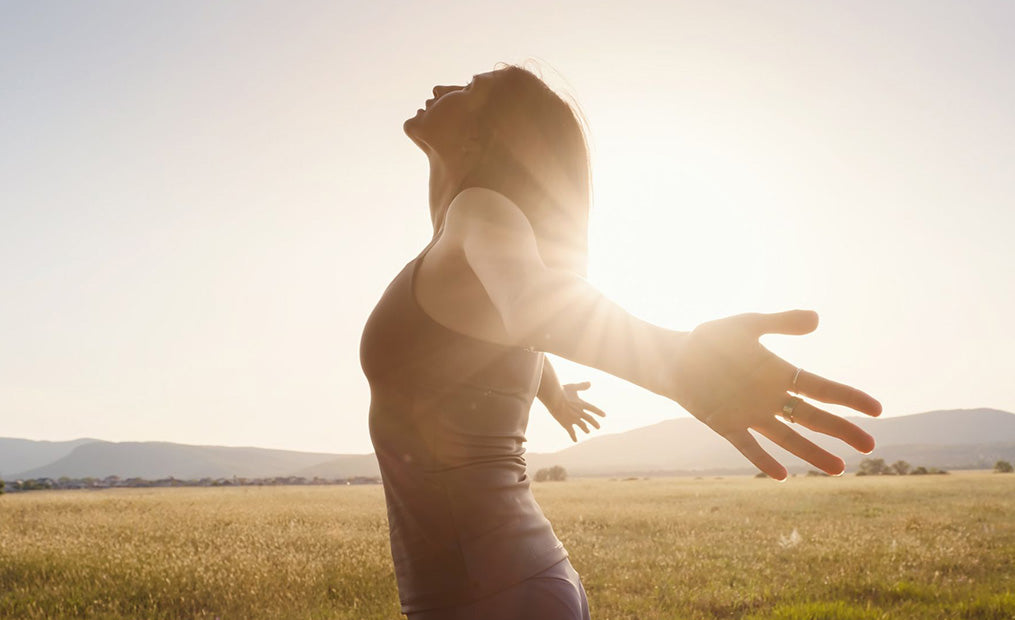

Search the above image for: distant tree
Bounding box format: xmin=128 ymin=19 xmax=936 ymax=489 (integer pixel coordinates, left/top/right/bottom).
xmin=754 ymin=472 xmax=769 ymax=479
xmin=806 ymin=470 xmax=829 ymax=477
xmin=0 ymin=479 xmax=5 ymax=495
xmin=535 ymin=465 xmax=568 ymax=482
xmin=857 ymin=458 xmax=887 ymax=476
xmin=911 ymin=466 xmax=929 ymax=475
xmin=891 ymin=460 xmax=911 ymax=476
xmin=995 ymin=460 xmax=1014 ymax=474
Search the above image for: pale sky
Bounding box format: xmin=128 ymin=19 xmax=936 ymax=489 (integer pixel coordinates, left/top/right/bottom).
xmin=2 ymin=1 xmax=1013 ymax=456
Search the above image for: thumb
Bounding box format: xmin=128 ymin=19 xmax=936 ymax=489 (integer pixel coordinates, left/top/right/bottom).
xmin=754 ymin=310 xmax=819 ymax=336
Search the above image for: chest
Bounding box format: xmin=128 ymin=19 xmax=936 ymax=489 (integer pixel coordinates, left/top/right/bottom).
xmin=360 ymin=259 xmax=541 ymax=396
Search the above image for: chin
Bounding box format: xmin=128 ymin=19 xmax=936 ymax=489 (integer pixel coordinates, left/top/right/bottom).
xmin=403 ymin=110 xmax=422 ymax=135
xmin=403 ymin=116 xmax=429 ymax=150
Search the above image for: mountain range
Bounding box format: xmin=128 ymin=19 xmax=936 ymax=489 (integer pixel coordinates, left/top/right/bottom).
xmin=4 ymin=408 xmax=1014 ymax=480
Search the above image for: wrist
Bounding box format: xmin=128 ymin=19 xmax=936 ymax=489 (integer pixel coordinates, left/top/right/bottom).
xmin=544 ymin=386 xmax=565 ymax=411
xmin=537 ymin=379 xmax=562 ymax=410
xmin=645 ymin=329 xmax=689 ymax=398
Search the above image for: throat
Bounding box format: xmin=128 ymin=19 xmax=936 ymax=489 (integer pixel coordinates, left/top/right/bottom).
xmin=427 ymin=157 xmax=469 ymax=235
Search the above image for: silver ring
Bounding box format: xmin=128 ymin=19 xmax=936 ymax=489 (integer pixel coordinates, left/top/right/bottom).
xmin=781 ymin=396 xmax=800 ymax=423
xmin=791 ymin=368 xmax=803 ymax=393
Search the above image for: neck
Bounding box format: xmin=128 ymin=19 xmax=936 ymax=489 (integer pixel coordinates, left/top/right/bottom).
xmin=427 ymin=154 xmax=470 ymax=237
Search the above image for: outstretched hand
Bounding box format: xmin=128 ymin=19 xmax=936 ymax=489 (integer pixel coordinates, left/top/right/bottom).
xmin=667 ymin=310 xmax=881 ymax=480
xmin=546 ymin=382 xmax=607 ymax=443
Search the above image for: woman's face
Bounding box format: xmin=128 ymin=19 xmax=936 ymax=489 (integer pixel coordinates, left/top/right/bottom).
xmin=404 ymin=72 xmax=495 ymax=157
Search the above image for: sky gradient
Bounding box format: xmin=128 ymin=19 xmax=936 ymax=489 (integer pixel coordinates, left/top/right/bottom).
xmin=2 ymin=1 xmax=1013 ymax=456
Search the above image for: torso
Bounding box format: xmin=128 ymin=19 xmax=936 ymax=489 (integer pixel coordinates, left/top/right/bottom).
xmin=360 ymin=244 xmax=566 ymax=614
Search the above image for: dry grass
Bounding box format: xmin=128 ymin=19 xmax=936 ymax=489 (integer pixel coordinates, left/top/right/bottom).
xmin=1 ymin=472 xmax=1013 ymax=619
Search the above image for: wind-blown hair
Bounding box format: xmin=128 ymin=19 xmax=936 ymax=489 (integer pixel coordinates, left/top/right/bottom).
xmin=461 ymin=66 xmax=591 ymax=277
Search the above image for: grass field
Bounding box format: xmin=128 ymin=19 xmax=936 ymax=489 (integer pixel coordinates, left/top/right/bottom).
xmin=2 ymin=472 xmax=1013 ymax=620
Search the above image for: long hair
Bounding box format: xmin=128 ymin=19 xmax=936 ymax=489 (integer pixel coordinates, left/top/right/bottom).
xmin=461 ymin=66 xmax=591 ymax=277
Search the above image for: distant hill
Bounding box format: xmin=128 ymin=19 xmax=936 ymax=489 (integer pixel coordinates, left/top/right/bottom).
xmin=525 ymin=408 xmax=1015 ymax=476
xmin=845 ymin=408 xmax=1015 ymax=446
xmin=290 ymin=456 xmax=380 ymax=479
xmin=12 ymin=441 xmax=376 ymax=480
xmin=5 ymin=409 xmax=1013 ymax=481
xmin=0 ymin=437 xmax=99 ymax=478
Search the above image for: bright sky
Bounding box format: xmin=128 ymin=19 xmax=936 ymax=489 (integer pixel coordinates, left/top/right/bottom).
xmin=2 ymin=1 xmax=1013 ymax=456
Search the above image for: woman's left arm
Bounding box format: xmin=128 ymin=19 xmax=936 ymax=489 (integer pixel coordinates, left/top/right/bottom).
xmin=441 ymin=187 xmax=881 ymax=480
xmin=537 ymin=358 xmax=607 ymax=442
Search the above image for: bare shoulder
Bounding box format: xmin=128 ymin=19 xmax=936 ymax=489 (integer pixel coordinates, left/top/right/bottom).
xmin=442 ymin=187 xmax=536 ymax=242
xmin=414 ymin=188 xmax=528 ymax=345
xmin=419 ymin=188 xmax=555 ymax=345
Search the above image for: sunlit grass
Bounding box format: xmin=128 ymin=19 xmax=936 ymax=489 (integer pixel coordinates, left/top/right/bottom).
xmin=1 ymin=473 xmax=1012 ymax=619
xmin=543 ymin=474 xmax=1015 ymax=620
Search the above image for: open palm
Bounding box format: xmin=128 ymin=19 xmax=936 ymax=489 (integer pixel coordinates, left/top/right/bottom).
xmin=667 ymin=310 xmax=881 ymax=480
xmin=546 ymin=381 xmax=607 ymax=443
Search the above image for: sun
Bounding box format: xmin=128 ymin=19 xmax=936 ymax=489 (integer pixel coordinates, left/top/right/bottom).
xmin=586 ymin=130 xmax=776 ymax=330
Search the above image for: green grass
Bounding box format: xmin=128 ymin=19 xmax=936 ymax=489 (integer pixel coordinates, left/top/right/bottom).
xmin=1 ymin=472 xmax=1012 ymax=619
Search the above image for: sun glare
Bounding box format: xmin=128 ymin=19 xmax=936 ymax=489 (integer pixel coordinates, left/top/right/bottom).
xmin=588 ymin=133 xmax=774 ymax=329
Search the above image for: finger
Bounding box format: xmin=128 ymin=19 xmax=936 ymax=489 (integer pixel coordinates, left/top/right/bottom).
xmin=579 ymin=400 xmax=607 ymax=418
xmin=580 ymin=411 xmax=601 ymax=429
xmin=574 ymin=381 xmax=591 ymax=391
xmin=576 ymin=418 xmax=590 ymax=433
xmin=794 ymin=369 xmax=882 ymax=416
xmin=566 ymin=426 xmax=576 ymax=442
xmin=792 ymin=400 xmax=875 ymax=454
xmin=723 ymin=429 xmax=787 ymax=480
xmin=752 ymin=309 xmax=819 ymax=337
xmin=755 ymin=419 xmax=845 ymax=476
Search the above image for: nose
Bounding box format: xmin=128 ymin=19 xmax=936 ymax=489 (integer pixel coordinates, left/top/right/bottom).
xmin=432 ymin=84 xmax=462 ymax=98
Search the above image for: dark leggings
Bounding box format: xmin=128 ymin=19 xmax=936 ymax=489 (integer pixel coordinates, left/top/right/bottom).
xmin=406 ymin=559 xmax=591 ymax=620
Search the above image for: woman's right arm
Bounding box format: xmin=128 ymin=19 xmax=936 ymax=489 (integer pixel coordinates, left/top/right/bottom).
xmin=441 ymin=187 xmax=881 ymax=480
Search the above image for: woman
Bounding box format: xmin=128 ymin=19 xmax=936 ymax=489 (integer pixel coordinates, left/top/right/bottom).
xmin=360 ymin=65 xmax=881 ymax=620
